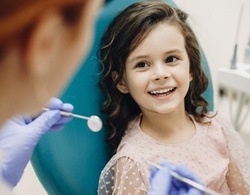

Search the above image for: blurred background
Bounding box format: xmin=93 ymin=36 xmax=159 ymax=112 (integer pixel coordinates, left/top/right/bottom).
xmin=13 ymin=0 xmax=250 ymax=194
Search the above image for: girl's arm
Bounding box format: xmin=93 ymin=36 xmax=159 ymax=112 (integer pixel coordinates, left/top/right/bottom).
xmin=226 ymin=159 xmax=250 ymax=193
xmin=98 ymin=156 xmax=147 ymax=195
xmin=220 ymin=116 xmax=250 ymax=194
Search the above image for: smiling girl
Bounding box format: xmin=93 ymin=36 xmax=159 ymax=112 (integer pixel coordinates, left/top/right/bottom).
xmin=98 ymin=1 xmax=250 ymax=194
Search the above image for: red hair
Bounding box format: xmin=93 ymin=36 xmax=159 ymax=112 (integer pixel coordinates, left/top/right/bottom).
xmin=0 ymin=0 xmax=86 ymax=53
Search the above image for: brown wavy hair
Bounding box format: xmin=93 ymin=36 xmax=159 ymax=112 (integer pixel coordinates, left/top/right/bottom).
xmin=0 ymin=0 xmax=86 ymax=57
xmin=99 ymin=0 xmax=209 ymax=150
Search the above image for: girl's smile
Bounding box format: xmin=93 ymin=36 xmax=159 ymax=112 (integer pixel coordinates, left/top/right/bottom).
xmin=148 ymin=87 xmax=177 ymax=100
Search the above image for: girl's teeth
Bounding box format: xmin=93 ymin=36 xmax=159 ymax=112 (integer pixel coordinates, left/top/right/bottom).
xmin=151 ymin=88 xmax=173 ymax=94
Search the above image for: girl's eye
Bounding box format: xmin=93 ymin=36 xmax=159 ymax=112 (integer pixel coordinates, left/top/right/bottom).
xmin=165 ymin=56 xmax=178 ymax=63
xmin=135 ymin=62 xmax=148 ymax=68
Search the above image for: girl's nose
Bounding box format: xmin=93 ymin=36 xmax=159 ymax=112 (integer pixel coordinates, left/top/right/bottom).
xmin=152 ymin=64 xmax=170 ymax=81
xmin=154 ymin=75 xmax=169 ymax=81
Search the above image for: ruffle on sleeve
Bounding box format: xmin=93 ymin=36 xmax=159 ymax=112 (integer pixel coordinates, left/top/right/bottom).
xmin=218 ymin=115 xmax=250 ymax=194
xmin=98 ymin=155 xmax=147 ymax=195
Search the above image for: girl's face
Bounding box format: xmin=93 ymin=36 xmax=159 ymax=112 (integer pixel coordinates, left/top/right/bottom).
xmin=117 ymin=23 xmax=192 ymax=116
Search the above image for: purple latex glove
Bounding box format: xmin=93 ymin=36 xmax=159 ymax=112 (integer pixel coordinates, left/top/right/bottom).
xmin=0 ymin=97 xmax=73 ymax=187
xmin=148 ymin=161 xmax=204 ymax=195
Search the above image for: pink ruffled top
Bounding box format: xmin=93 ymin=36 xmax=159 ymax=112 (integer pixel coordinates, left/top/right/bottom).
xmin=98 ymin=114 xmax=250 ymax=195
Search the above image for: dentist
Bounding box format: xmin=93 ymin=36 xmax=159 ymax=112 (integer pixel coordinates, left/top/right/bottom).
xmin=0 ymin=0 xmax=103 ymax=191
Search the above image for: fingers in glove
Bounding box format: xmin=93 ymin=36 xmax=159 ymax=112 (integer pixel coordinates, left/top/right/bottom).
xmin=172 ymin=164 xmax=203 ymax=192
xmin=49 ymin=117 xmax=73 ymax=131
xmin=61 ymin=103 xmax=74 ymax=112
xmin=47 ymin=97 xmax=63 ymax=110
xmin=160 ymin=161 xmax=175 ymax=170
xmin=46 ymin=98 xmax=74 ymax=114
xmin=148 ymin=166 xmax=171 ymax=195
xmin=149 ymin=166 xmax=159 ymax=183
xmin=29 ymin=110 xmax=61 ymax=134
xmin=54 ymin=115 xmax=73 ymax=125
xmin=175 ymin=164 xmax=202 ymax=184
xmin=49 ymin=124 xmax=65 ymax=131
xmin=150 ymin=161 xmax=175 ymax=184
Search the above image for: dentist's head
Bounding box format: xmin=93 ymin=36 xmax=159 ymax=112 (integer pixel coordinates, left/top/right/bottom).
xmin=0 ymin=0 xmax=103 ymax=124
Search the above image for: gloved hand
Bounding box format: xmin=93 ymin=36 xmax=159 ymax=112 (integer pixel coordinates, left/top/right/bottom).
xmin=0 ymin=97 xmax=74 ymax=187
xmin=148 ymin=161 xmax=204 ymax=195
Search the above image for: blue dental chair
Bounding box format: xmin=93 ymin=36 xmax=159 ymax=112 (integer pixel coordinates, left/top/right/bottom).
xmin=31 ymin=0 xmax=214 ymax=194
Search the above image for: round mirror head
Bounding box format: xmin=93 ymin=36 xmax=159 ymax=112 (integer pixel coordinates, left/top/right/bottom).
xmin=87 ymin=116 xmax=103 ymax=132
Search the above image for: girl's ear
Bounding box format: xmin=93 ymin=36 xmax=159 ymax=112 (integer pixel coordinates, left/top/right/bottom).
xmin=189 ymin=72 xmax=193 ymax=82
xmin=112 ymin=71 xmax=129 ymax=94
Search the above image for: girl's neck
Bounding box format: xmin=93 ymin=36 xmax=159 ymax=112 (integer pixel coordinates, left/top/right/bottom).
xmin=140 ymin=110 xmax=196 ymax=144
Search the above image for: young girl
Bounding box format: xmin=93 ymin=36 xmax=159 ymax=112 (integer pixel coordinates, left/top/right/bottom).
xmin=98 ymin=1 xmax=250 ymax=194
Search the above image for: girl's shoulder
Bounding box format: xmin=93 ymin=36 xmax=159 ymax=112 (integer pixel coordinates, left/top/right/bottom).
xmin=191 ymin=111 xmax=237 ymax=143
xmin=201 ymin=111 xmax=241 ymax=142
xmin=195 ymin=111 xmax=235 ymax=131
xmin=207 ymin=111 xmax=235 ymax=131
xmin=117 ymin=116 xmax=146 ymax=150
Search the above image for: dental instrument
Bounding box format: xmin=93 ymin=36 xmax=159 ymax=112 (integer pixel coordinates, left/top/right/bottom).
xmin=244 ymin=36 xmax=250 ymax=63
xmin=42 ymin=108 xmax=103 ymax=132
xmin=230 ymin=1 xmax=245 ymax=69
xmin=148 ymin=161 xmax=220 ymax=195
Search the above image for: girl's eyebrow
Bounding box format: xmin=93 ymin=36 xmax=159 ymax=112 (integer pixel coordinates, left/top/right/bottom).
xmin=128 ymin=49 xmax=184 ymax=63
xmin=128 ymin=55 xmax=149 ymax=63
xmin=163 ymin=49 xmax=183 ymax=55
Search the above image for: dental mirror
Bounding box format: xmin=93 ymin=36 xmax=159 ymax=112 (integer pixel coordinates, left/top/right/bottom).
xmin=42 ymin=108 xmax=103 ymax=132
